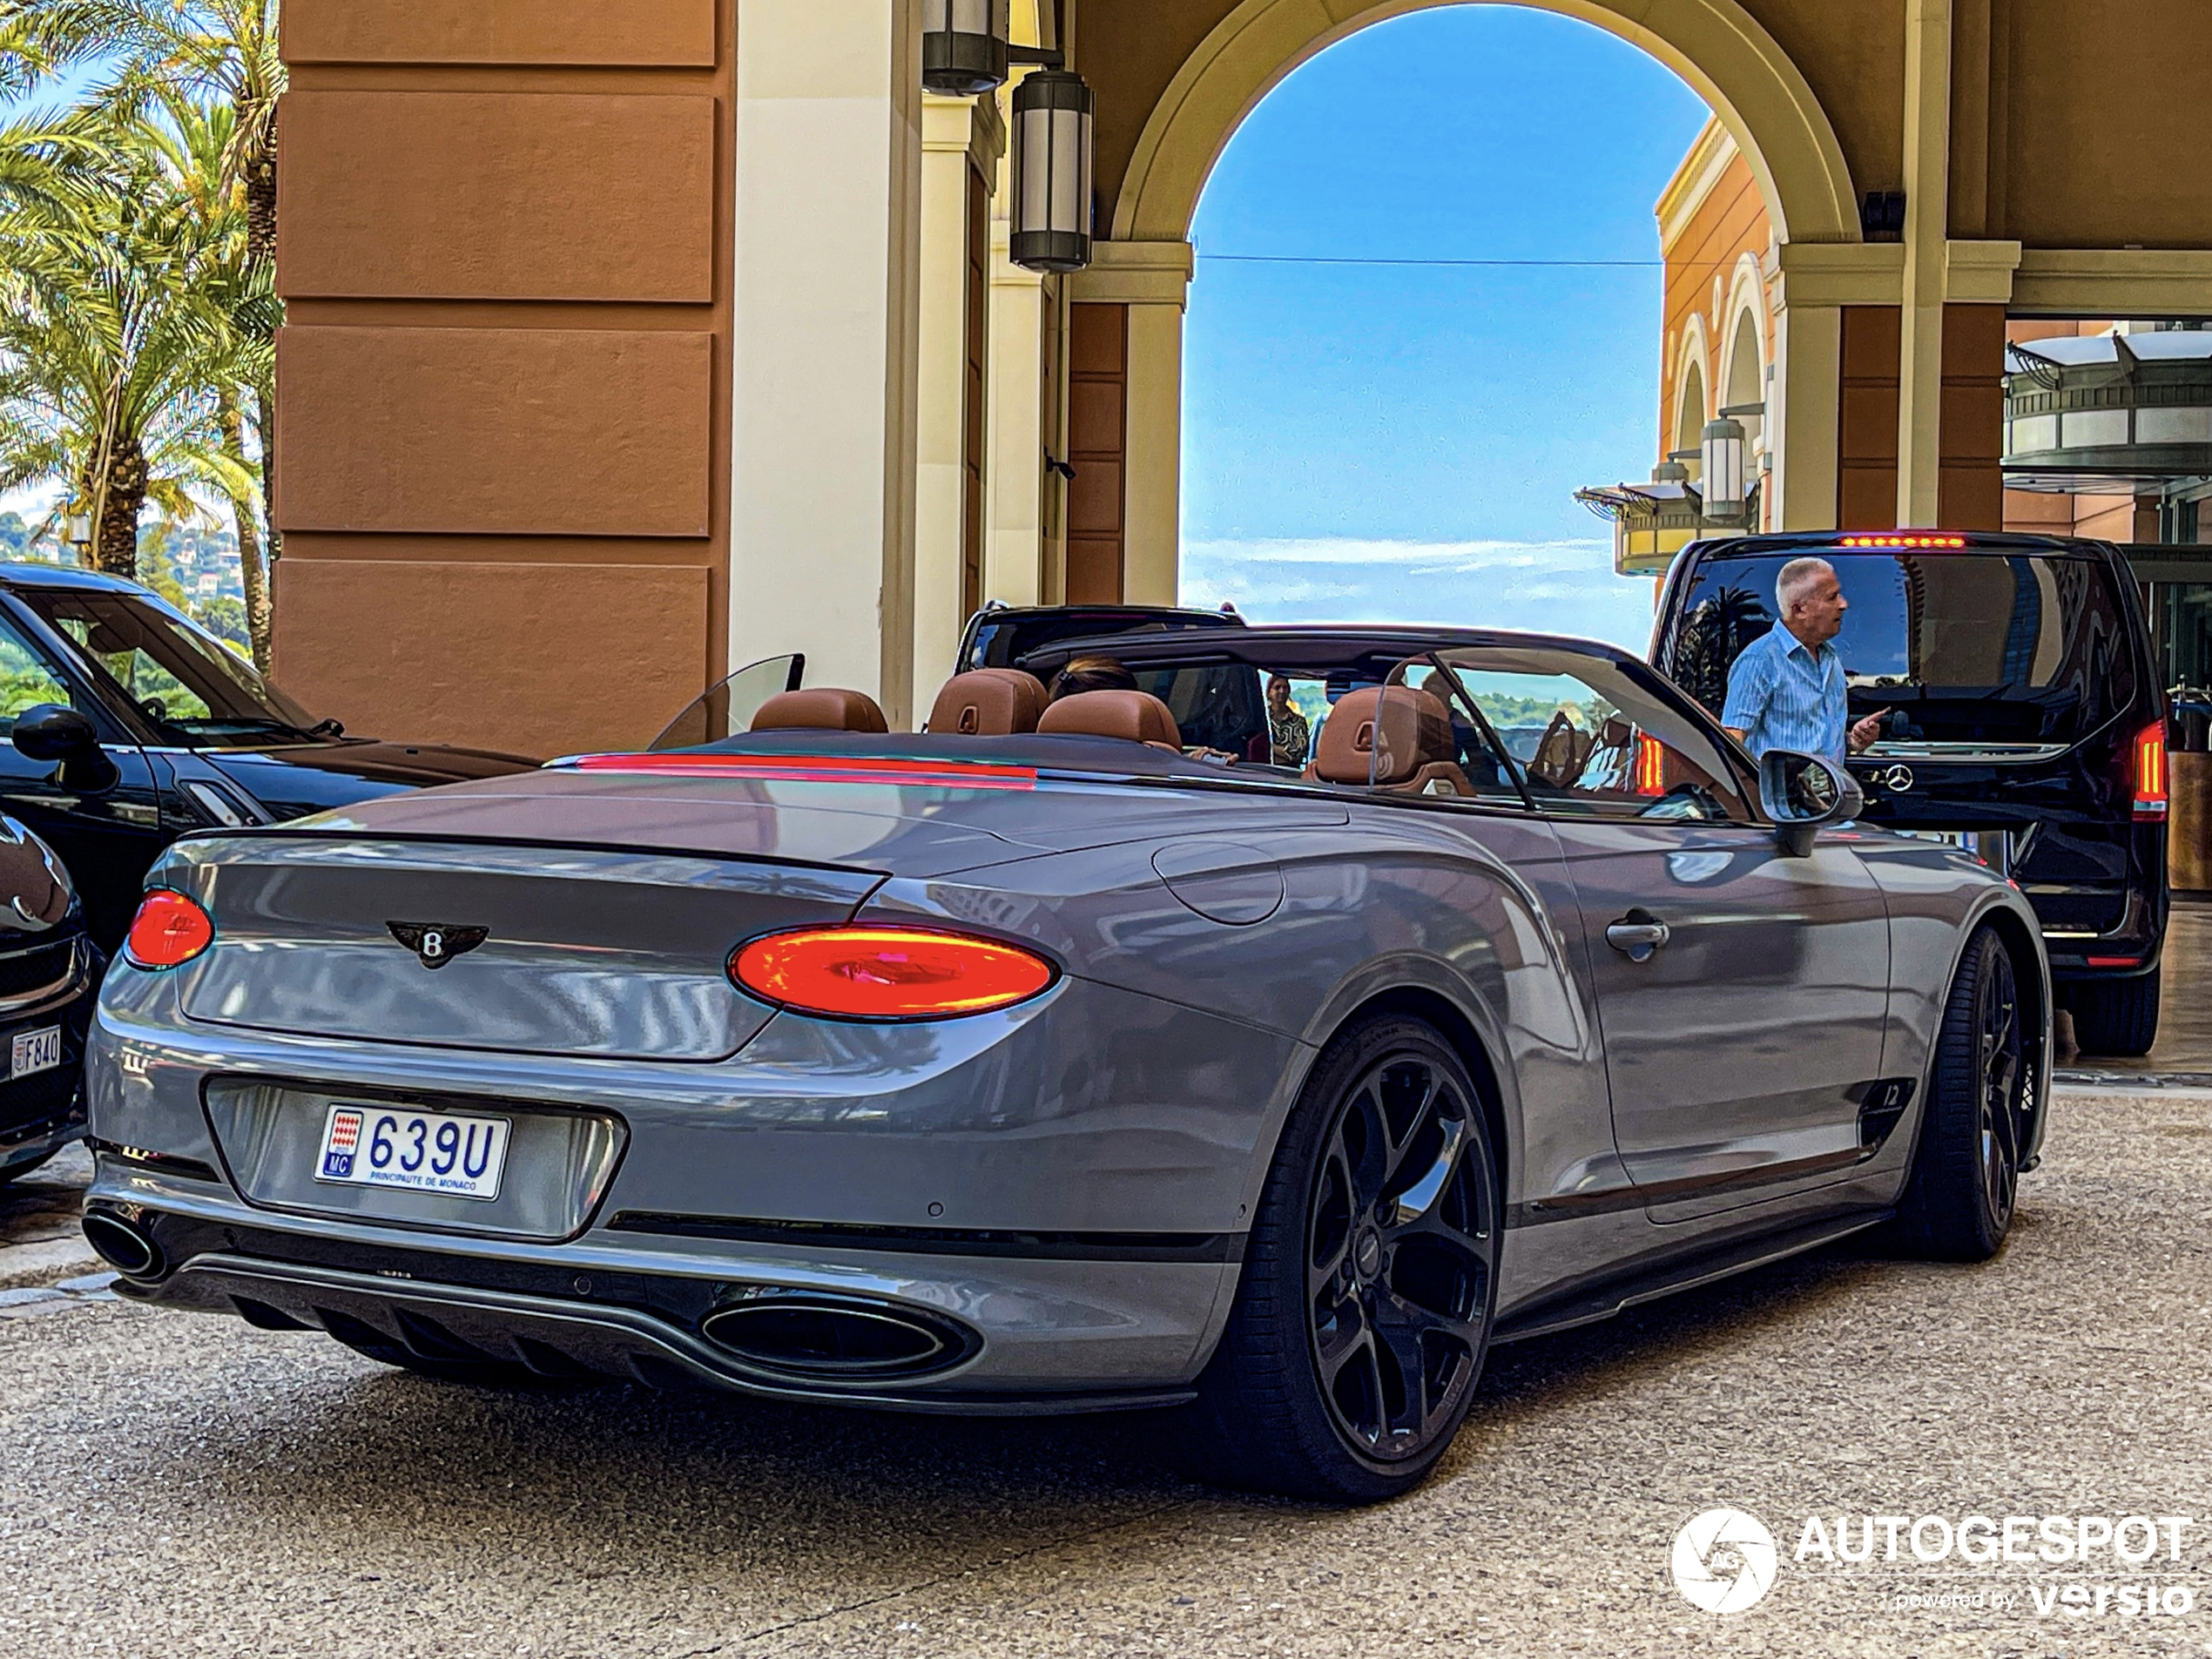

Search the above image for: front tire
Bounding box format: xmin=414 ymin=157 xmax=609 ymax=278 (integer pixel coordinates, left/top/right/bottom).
xmin=2066 ymin=968 xmax=2161 ymax=1058
xmin=1892 ymin=927 xmax=2032 ymax=1262
xmin=1184 ymin=1014 xmax=1500 ymax=1502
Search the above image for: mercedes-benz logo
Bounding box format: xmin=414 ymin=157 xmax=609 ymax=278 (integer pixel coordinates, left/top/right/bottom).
xmin=1873 ymin=764 xmax=1915 ymax=792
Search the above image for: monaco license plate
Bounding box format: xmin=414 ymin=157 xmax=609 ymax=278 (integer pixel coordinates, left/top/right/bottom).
xmin=9 ymin=1025 xmax=60 ymax=1079
xmin=314 ymin=1103 xmax=510 ymax=1202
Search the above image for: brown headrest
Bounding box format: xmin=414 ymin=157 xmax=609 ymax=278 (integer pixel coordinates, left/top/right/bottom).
xmin=1310 ymin=686 xmax=1454 ymax=786
xmin=927 ymin=668 xmax=1047 ymax=736
xmin=1035 ymin=689 xmax=1181 ymax=748
xmin=750 ymin=688 xmax=889 ymax=734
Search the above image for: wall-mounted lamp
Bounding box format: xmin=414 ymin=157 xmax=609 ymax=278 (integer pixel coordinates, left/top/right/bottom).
xmin=1009 ymin=70 xmax=1094 ymax=273
xmin=1701 ymin=416 xmax=1748 ymax=523
xmin=921 ymin=0 xmax=1012 ymax=97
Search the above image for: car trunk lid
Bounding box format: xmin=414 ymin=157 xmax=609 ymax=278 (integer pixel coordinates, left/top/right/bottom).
xmin=166 ymin=838 xmax=880 ymax=1061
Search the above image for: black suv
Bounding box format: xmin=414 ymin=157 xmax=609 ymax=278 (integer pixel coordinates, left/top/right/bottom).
xmin=955 ymin=602 xmax=1245 ymax=672
xmin=1653 ymin=531 xmax=2167 ymax=1055
xmin=0 ymin=563 xmax=536 ymax=951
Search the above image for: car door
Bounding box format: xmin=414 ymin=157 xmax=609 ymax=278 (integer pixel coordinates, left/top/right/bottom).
xmin=1430 ymin=647 xmax=1892 ymax=1222
xmin=0 ymin=603 xmax=165 ymax=950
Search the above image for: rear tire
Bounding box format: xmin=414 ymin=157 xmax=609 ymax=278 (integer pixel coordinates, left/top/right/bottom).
xmin=1182 ymin=1014 xmax=1500 ymax=1503
xmin=1892 ymin=927 xmax=2032 ymax=1262
xmin=2065 ymin=968 xmax=2160 ymax=1058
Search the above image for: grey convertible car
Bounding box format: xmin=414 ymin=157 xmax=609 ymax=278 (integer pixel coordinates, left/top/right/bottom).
xmin=81 ymin=626 xmax=2048 ymax=1501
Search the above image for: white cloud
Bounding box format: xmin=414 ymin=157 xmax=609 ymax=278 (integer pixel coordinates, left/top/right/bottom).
xmin=1181 ymin=536 xmax=1660 ymax=654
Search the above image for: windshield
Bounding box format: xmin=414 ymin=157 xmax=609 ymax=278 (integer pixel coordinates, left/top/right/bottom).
xmin=1669 ymin=550 xmax=2137 ymax=746
xmin=13 ymin=588 xmax=319 ymax=745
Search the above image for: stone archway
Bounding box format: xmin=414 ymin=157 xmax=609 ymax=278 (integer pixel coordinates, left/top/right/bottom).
xmin=1111 ymin=0 xmax=1859 ymax=246
xmin=1073 ymin=0 xmax=1864 ymax=602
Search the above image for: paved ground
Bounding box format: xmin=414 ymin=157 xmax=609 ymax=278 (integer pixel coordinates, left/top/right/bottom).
xmin=4 ymin=1085 xmax=2209 ymax=1659
xmin=2059 ymin=897 xmax=2212 ymax=1082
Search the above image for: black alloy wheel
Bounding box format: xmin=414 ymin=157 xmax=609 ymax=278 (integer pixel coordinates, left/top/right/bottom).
xmin=1973 ymin=941 xmax=2027 ymax=1232
xmin=1186 ymin=1014 xmax=1499 ymax=1502
xmin=1893 ymin=927 xmax=2034 ymax=1262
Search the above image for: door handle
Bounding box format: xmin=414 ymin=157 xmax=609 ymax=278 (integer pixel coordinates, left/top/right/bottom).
xmin=1605 ymin=914 xmax=1671 ymax=962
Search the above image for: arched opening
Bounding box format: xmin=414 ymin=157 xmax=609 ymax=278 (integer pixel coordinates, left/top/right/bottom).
xmin=1114 ymin=0 xmax=1858 ymax=247
xmin=1072 ymin=0 xmax=1860 ymax=619
xmin=1175 ymin=5 xmax=1747 ymax=644
xmin=1676 ymin=360 xmax=1710 ymax=470
xmin=1722 ymin=301 xmax=1765 ymax=514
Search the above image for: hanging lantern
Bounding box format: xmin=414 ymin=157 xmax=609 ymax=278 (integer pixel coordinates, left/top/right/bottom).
xmin=922 ymin=0 xmax=1011 ymax=97
xmin=1701 ymin=416 xmax=1748 ymax=523
xmin=1010 ymin=70 xmax=1094 ymax=273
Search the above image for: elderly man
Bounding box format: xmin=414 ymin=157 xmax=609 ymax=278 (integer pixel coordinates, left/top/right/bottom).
xmin=1722 ymin=556 xmax=1887 ymax=761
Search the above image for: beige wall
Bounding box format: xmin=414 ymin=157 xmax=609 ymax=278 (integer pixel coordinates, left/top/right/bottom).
xmin=272 ymin=0 xmax=2212 ymax=741
xmin=275 ymin=0 xmax=732 ymax=760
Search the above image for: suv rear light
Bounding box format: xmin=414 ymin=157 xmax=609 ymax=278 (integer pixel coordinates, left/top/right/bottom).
xmin=730 ymin=926 xmax=1056 ymax=1021
xmin=2134 ymin=720 xmax=2169 ymax=821
xmin=125 ymin=890 xmax=214 ymax=970
xmin=1633 ymin=734 xmax=1667 ymax=796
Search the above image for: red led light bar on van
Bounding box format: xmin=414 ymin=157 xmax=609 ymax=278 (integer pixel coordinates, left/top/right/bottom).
xmin=2134 ymin=720 xmax=2169 ymax=821
xmin=1836 ymin=535 xmax=1969 ymax=550
xmin=567 ymin=753 xmax=1038 ymax=791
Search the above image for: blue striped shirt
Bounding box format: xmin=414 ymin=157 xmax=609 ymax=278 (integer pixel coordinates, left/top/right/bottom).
xmin=1722 ymin=623 xmax=1848 ymax=761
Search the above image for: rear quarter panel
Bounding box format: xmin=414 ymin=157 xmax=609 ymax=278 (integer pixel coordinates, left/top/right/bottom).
xmin=863 ymin=800 xmax=1624 ymax=1282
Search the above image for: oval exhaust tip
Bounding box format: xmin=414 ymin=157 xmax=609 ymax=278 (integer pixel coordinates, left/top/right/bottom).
xmin=83 ymin=1212 xmax=162 ymax=1280
xmin=700 ymin=1294 xmax=973 ymax=1379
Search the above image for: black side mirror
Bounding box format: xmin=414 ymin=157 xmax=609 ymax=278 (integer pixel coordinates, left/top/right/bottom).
xmin=1758 ymin=748 xmax=1865 ymax=858
xmin=12 ymin=704 xmax=118 ymax=792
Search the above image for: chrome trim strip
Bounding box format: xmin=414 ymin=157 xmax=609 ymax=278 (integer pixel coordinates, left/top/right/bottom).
xmin=0 ymin=937 xmax=84 ymax=1015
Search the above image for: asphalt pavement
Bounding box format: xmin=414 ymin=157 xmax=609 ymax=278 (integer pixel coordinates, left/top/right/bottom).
xmin=4 ymin=1085 xmax=2209 ymax=1658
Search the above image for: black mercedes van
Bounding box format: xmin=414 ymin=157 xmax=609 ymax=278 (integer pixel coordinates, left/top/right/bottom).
xmin=1652 ymin=531 xmax=2168 ymax=1055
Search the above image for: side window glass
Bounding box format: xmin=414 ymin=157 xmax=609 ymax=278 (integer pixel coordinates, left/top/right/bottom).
xmin=1434 ymin=651 xmax=1750 ymax=823
xmin=0 ymin=617 xmax=78 ymax=734
xmin=651 ymin=654 xmax=804 ymax=749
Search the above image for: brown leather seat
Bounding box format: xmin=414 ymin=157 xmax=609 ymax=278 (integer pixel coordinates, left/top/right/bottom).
xmin=1035 ymin=689 xmax=1182 ymax=749
xmin=750 ymin=688 xmax=889 ymax=734
xmin=927 ymin=668 xmax=1048 ymax=736
xmin=1305 ymin=686 xmax=1474 ymax=797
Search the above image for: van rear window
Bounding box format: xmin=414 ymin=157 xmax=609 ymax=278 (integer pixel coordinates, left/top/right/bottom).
xmin=1668 ymin=550 xmax=2136 ymax=745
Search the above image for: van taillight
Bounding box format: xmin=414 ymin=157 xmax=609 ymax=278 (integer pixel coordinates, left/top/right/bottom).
xmin=2134 ymin=721 xmax=2168 ymax=821
xmin=1633 ymin=734 xmax=1667 ymax=796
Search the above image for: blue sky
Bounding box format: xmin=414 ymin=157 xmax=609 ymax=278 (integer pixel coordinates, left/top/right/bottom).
xmin=1177 ymin=4 xmax=1711 ymax=651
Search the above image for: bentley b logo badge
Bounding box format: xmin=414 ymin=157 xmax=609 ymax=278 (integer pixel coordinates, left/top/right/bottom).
xmin=387 ymin=922 xmax=489 ymax=970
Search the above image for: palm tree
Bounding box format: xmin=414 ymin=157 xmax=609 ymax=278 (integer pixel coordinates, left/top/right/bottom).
xmin=0 ymin=108 xmax=254 ymax=585
xmin=1 ymin=0 xmax=282 ymax=543
xmin=139 ymin=88 xmax=275 ymax=665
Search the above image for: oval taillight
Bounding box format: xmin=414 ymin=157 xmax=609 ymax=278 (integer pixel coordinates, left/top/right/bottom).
xmin=125 ymin=890 xmax=214 ymax=970
xmin=731 ymin=926 xmax=1055 ymax=1021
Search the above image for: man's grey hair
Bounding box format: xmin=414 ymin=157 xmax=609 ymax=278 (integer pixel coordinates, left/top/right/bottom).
xmin=1776 ymin=556 xmax=1836 ymax=617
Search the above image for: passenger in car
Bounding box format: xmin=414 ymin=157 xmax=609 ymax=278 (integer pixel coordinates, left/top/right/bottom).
xmin=1267 ymin=675 xmax=1312 ymax=767
xmin=1051 ymin=655 xmax=1138 ymax=700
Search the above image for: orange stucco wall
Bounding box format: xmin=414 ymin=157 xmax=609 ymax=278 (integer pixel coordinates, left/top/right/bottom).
xmin=1659 ymin=147 xmax=1770 ymax=473
xmin=273 ymin=0 xmax=732 ymax=761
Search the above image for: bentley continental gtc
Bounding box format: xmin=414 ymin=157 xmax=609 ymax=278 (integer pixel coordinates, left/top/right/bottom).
xmin=82 ymin=626 xmax=2049 ymax=1501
